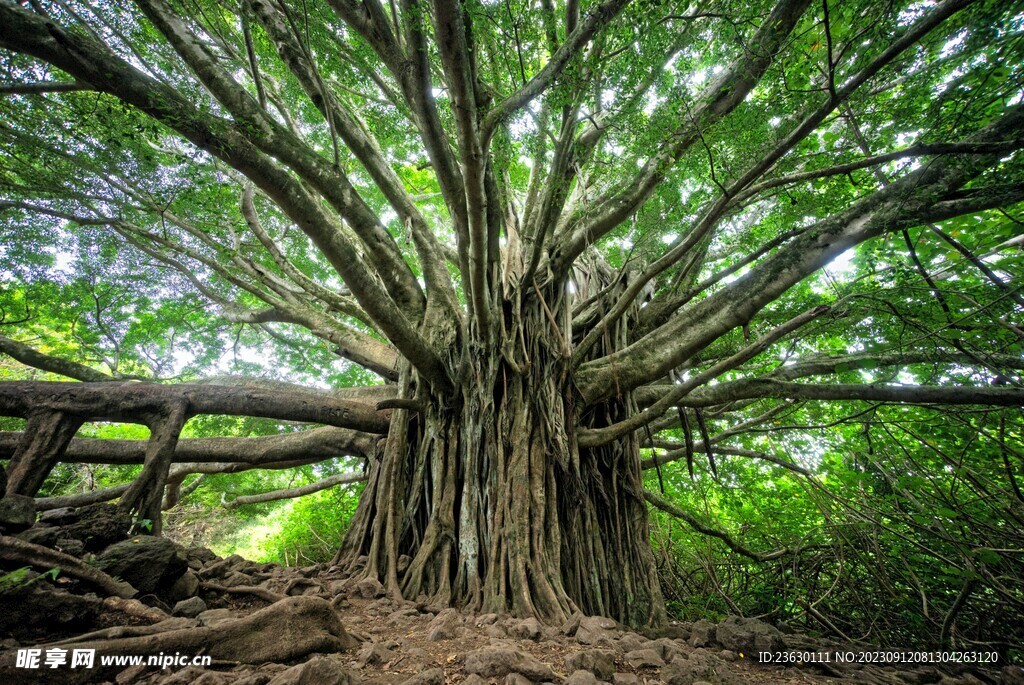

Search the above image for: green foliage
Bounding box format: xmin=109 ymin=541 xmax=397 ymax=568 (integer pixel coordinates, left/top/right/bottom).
xmin=0 ymin=567 xmax=59 ymax=597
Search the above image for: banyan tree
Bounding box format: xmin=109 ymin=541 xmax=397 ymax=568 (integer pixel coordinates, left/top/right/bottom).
xmin=1 ymin=0 xmax=1023 ymax=628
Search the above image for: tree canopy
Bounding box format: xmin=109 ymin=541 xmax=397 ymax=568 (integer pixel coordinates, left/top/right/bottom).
xmin=1 ymin=0 xmax=1023 ymax=644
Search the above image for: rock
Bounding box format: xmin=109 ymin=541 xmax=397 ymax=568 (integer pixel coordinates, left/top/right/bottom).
xmin=356 ymin=642 xmax=395 ymax=667
xmin=688 ymin=619 xmax=716 ymax=648
xmin=662 ymin=651 xmax=733 ymax=685
xmin=463 ymin=676 xmax=488 ymax=685
xmin=54 ymin=537 xmax=84 ymax=556
xmin=565 ymin=649 xmax=616 ymax=681
xmin=200 ymin=554 xmax=246 ymax=579
xmin=428 ymin=623 xmax=455 ymax=641
xmin=15 ymin=526 xmax=60 ymax=547
xmin=83 ymin=597 xmax=357 ymax=668
xmin=652 ymin=637 xmax=687 ymax=663
xmin=505 ymin=675 xmax=533 ymax=685
xmin=658 ymin=624 xmax=690 ymax=641
xmin=625 ymin=648 xmax=665 ymax=669
xmin=353 ymin=577 xmax=385 ymax=599
xmin=429 ymin=607 xmax=460 ymax=625
xmin=615 ymin=633 xmax=648 ymax=653
xmin=714 ymin=616 xmax=784 ymax=655
xmin=60 ymin=503 xmax=132 ymax=551
xmin=484 ymin=624 xmax=508 ymax=638
xmin=172 ymin=596 xmax=207 ymax=618
xmin=97 ymin=536 xmax=188 ymax=596
xmin=576 ymin=616 xmax=618 ymax=645
xmin=476 ymin=613 xmax=499 ymax=626
xmin=565 ymin=671 xmax=601 ymax=685
xmin=170 ymin=570 xmax=200 ymax=601
xmin=512 ymin=617 xmax=543 ymax=641
xmin=561 ymin=612 xmax=583 ymax=636
xmin=0 ymin=495 xmax=36 ymax=533
xmin=221 ymin=570 xmax=258 ymax=588
xmin=186 ymin=546 xmax=220 ymax=567
xmin=612 ymin=675 xmax=639 ymax=685
xmin=37 ymin=507 xmax=76 ymax=525
xmin=267 ymin=655 xmax=360 ymax=685
xmin=718 ymin=650 xmax=736 ymax=662
xmin=427 ymin=607 xmax=460 ymax=640
xmin=401 ymin=668 xmax=443 ymax=685
xmin=464 ymin=646 xmax=555 ymax=681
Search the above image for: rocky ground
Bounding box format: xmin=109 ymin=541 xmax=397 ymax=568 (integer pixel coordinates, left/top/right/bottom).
xmin=1 ymin=503 xmax=1022 ymax=685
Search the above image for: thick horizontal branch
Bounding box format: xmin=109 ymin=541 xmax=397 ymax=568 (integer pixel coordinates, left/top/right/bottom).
xmin=665 ymin=379 xmax=1024 ymax=408
xmin=223 ymin=471 xmax=367 ymax=508
xmin=0 ymin=425 xmax=376 ymax=465
xmin=33 ymin=457 xmax=329 ymax=511
xmin=0 ymin=382 xmax=392 ymax=433
xmin=0 ymin=81 xmax=93 ymax=95
xmin=577 ymin=305 xmax=829 ymax=447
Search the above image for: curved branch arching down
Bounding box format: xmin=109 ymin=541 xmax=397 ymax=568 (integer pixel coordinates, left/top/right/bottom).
xmin=223 ymin=471 xmax=367 ymax=509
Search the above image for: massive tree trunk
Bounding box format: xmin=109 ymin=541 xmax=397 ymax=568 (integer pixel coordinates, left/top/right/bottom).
xmin=335 ymin=276 xmax=666 ymax=628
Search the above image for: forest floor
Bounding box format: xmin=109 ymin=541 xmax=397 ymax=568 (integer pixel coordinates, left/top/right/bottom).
xmin=0 ymin=504 xmax=1020 ymax=685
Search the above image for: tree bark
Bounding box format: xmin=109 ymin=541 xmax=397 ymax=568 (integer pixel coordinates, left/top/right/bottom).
xmin=334 ymin=278 xmax=666 ymax=627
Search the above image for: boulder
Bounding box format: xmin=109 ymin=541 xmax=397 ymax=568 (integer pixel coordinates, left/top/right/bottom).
xmin=97 ymin=536 xmax=188 ymax=597
xmin=561 ymin=612 xmax=583 ymax=636
xmin=37 ymin=507 xmax=76 ymax=525
xmin=464 ymin=647 xmax=555 ymax=681
xmin=624 ymin=648 xmax=665 ymax=669
xmin=353 ymin=577 xmax=384 ymax=599
xmin=54 ymin=538 xmax=84 ymax=557
xmin=356 ymin=642 xmax=396 ymax=668
xmin=0 ymin=495 xmax=36 ymax=533
xmin=713 ymin=616 xmax=784 ymax=655
xmin=16 ymin=525 xmax=61 ymax=547
xmin=60 ymin=504 xmax=132 ymax=551
xmin=59 ymin=596 xmax=357 ymax=668
xmin=401 ymin=668 xmax=443 ymax=685
xmin=652 ymin=637 xmax=687 ymax=663
xmin=170 ymin=570 xmax=200 ymax=601
xmin=662 ymin=651 xmax=735 ymax=685
xmin=565 ymin=671 xmax=601 ymax=685
xmin=267 ymin=655 xmax=361 ymax=685
xmin=427 ymin=607 xmax=460 ymax=640
xmin=576 ymin=616 xmax=618 ymax=645
xmin=172 ymin=596 xmax=207 ymax=618
xmin=504 ymin=675 xmax=532 ymax=685
xmin=688 ymin=619 xmax=716 ymax=648
xmin=511 ymin=617 xmax=543 ymax=641
xmin=565 ymin=649 xmax=616 ymax=681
